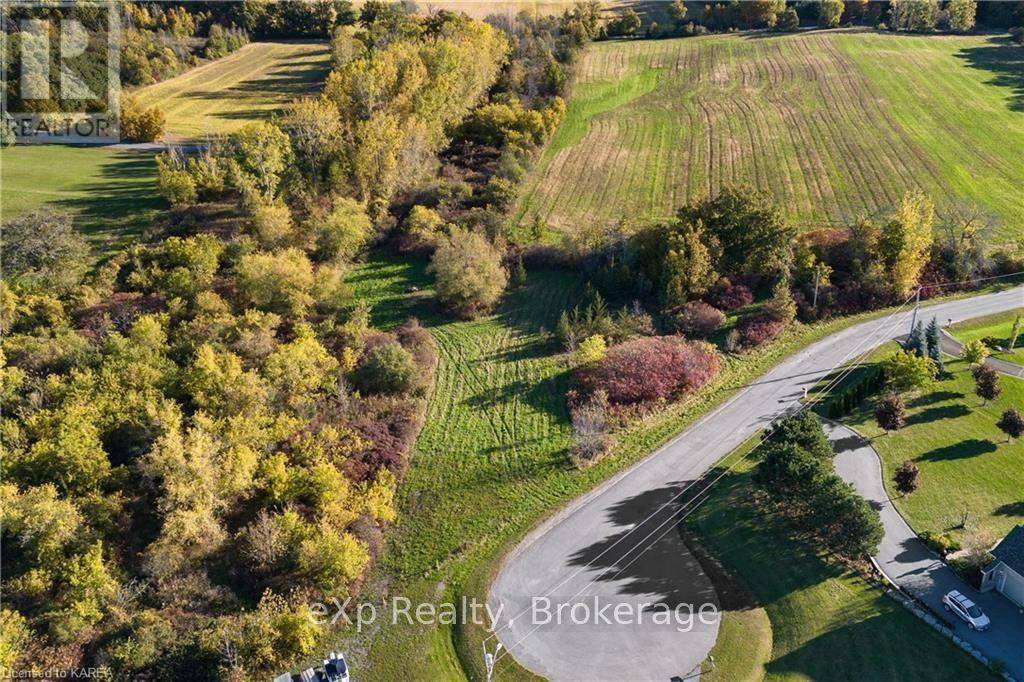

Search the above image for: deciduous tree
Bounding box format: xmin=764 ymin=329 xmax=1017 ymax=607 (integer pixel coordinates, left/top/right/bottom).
xmin=946 ymin=0 xmax=976 ymax=32
xmin=960 ymin=338 xmax=989 ymax=365
xmin=819 ymin=0 xmax=845 ymax=27
xmin=875 ymin=393 xmax=906 ymax=434
xmin=894 ymin=459 xmax=920 ymax=494
xmin=878 ymin=192 xmax=934 ymax=298
xmin=428 ymin=229 xmax=507 ymax=318
xmin=973 ymin=364 xmax=1001 ymax=405
xmin=883 ymin=349 xmax=938 ymax=393
xmin=997 ymin=407 xmax=1024 ymax=442
xmin=678 ymin=187 xmax=794 ymax=278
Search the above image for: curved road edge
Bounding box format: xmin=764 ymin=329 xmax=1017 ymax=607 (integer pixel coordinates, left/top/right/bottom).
xmin=827 ymin=421 xmax=1023 ymax=679
xmin=489 ymin=285 xmax=1024 ymax=682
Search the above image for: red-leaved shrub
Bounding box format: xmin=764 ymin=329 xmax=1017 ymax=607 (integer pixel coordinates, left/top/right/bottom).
xmin=672 ymin=301 xmax=725 ymax=338
xmin=737 ymin=312 xmax=785 ymax=348
xmin=707 ymin=279 xmax=754 ymax=311
xmin=575 ymin=336 xmax=720 ymax=405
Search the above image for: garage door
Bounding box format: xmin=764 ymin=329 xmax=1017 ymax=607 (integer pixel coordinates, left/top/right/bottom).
xmin=1000 ymin=570 xmax=1024 ymax=607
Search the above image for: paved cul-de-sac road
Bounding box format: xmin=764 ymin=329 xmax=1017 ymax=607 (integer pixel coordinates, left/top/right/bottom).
xmin=489 ymin=285 xmax=1024 ymax=681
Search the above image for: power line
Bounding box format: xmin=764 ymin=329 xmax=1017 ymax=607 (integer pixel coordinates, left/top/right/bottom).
xmin=488 ymin=271 xmax=1024 ymax=674
xmin=485 ymin=286 xmax=922 ymax=659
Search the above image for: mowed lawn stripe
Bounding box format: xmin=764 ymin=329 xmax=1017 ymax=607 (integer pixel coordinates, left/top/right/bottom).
xmin=517 ymin=32 xmax=1024 ymax=239
xmin=133 ymin=41 xmax=331 ymax=139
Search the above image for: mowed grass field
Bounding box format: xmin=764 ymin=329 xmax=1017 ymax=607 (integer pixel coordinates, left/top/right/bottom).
xmin=0 ymin=145 xmax=162 ymax=252
xmin=134 ymin=41 xmax=331 ymax=139
xmin=516 ymin=31 xmax=1024 ymax=238
xmin=688 ymin=451 xmax=989 ymax=681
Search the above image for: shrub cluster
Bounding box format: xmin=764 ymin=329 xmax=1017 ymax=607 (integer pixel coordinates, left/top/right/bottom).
xmin=575 ymin=336 xmax=720 ymax=406
xmin=707 ymin=278 xmax=754 ymax=310
xmin=556 ymin=292 xmax=654 ymax=350
xmin=736 ymin=312 xmax=786 ymax=349
xmin=671 ymin=301 xmax=725 ymax=338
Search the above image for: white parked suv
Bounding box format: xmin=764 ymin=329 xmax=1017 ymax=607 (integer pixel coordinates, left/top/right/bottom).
xmin=942 ymin=590 xmax=991 ymax=631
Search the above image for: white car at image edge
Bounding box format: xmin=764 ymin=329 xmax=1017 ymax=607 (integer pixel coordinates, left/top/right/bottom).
xmin=942 ymin=590 xmax=991 ymax=631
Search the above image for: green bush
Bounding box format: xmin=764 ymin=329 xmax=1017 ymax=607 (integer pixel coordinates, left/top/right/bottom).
xmin=921 ymin=530 xmax=962 ymax=554
xmin=352 ymin=342 xmax=419 ymax=395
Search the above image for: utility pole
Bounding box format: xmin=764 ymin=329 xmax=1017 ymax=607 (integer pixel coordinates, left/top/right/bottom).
xmin=483 ymin=642 xmax=502 ymax=682
xmin=909 ymin=286 xmax=921 ymax=335
xmin=812 ymin=264 xmax=821 ymax=312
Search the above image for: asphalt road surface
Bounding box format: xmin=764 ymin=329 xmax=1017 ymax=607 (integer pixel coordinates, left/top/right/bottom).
xmin=489 ymin=285 xmax=1024 ymax=682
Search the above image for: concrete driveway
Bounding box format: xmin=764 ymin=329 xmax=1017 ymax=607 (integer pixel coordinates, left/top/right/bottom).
xmin=489 ymin=286 xmax=1024 ymax=681
xmin=829 ymin=421 xmax=1024 ymax=679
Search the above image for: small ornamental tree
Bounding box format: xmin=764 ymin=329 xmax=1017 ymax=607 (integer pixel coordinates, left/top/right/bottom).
xmin=894 ymin=459 xmax=920 ymax=495
xmin=1010 ymin=315 xmax=1022 ymax=352
xmin=882 ymin=350 xmax=937 ymax=394
xmin=996 ymin=407 xmax=1024 ymax=443
xmin=973 ymin=364 xmax=1001 ymax=405
xmin=960 ymin=338 xmax=989 ymax=365
xmin=875 ymin=393 xmax=906 ymax=434
xmin=574 ymin=335 xmax=607 ymax=366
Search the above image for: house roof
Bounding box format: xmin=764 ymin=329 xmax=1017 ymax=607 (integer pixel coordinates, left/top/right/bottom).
xmin=992 ymin=525 xmax=1024 ymax=576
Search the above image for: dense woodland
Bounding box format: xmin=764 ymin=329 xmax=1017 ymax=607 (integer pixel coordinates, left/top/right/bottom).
xmin=0 ymin=2 xmax=600 ymax=678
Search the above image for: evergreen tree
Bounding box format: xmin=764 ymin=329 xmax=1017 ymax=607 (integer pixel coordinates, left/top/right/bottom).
xmin=925 ymin=317 xmax=944 ymax=372
xmin=904 ymin=320 xmax=926 ymax=357
xmin=510 ymin=252 xmax=527 ymax=288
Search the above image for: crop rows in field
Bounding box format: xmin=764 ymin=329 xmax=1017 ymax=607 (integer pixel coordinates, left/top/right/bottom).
xmin=133 ymin=41 xmax=331 ymax=139
xmin=517 ymin=32 xmax=1024 ymax=238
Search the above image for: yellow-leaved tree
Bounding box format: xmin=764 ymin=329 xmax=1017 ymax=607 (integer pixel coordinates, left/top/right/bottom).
xmin=879 ymin=192 xmax=934 ymax=299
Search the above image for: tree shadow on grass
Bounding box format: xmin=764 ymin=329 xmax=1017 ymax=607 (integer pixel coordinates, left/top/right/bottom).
xmin=907 ymin=390 xmax=964 ymax=408
xmin=994 ymin=501 xmax=1024 ymax=517
xmin=54 ymin=149 xmax=165 ymax=250
xmin=905 ymin=404 xmax=971 ymax=426
xmin=461 ymin=370 xmax=571 ymax=422
xmin=957 ymin=36 xmax=1024 ymax=112
xmin=917 ymin=438 xmax=997 ymax=461
xmin=764 ymin=609 xmax=952 ymax=681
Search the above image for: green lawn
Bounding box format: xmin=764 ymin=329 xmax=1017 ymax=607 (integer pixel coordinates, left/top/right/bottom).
xmin=845 ymin=357 xmax=1024 ymax=545
xmin=688 ymin=446 xmax=990 ymax=681
xmin=134 ymin=41 xmax=331 ymax=140
xmin=0 ymin=145 xmax=163 ymax=254
xmin=949 ymin=309 xmax=1024 ymax=366
xmin=515 ymin=31 xmax=1024 ymax=239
